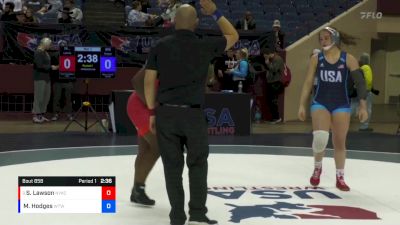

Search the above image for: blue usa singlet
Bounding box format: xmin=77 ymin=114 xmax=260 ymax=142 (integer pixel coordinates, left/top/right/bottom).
xmin=311 ymin=51 xmax=351 ymax=114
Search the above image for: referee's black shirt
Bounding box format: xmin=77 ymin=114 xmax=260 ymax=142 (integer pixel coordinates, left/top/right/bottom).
xmin=146 ymin=29 xmax=226 ymax=105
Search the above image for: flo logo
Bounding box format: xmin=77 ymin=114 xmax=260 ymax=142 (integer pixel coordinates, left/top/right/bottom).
xmin=360 ymin=12 xmax=383 ymax=19
xmin=208 ymin=186 xmax=380 ymax=222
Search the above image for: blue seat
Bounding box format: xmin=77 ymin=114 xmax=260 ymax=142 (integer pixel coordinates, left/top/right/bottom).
xmin=228 ymin=0 xmax=243 ymax=7
xmin=264 ymin=0 xmax=281 ymax=5
xmin=257 ymin=22 xmax=271 ymax=31
xmin=296 ymin=4 xmax=314 ymax=14
xmin=286 ymin=20 xmax=302 ymax=30
xmin=246 ymin=5 xmax=264 ymax=13
xmin=215 ymin=0 xmax=227 ymax=4
xmin=252 ymin=11 xmax=265 ymax=17
xmin=264 ymin=12 xmax=281 ymax=21
xmin=229 ymin=5 xmax=244 ymax=13
xmin=315 ymin=13 xmax=330 ymax=23
xmin=348 ymin=0 xmax=362 ymax=7
xmin=147 ymin=8 xmax=162 ymax=15
xmin=299 ymin=12 xmax=315 ymax=22
xmin=334 ymin=7 xmax=347 ymax=15
xmin=220 ymin=8 xmax=230 ymax=15
xmin=309 ymin=0 xmax=326 ymax=10
xmin=263 ymin=4 xmax=280 ymax=13
xmin=306 ymin=20 xmax=322 ymax=32
xmin=219 ymin=4 xmax=229 ymax=10
xmin=281 ymin=12 xmax=298 ymax=21
xmin=292 ymin=0 xmax=309 ymax=8
xmin=276 ymin=0 xmax=293 ymax=6
xmin=280 ymin=4 xmax=297 ymax=14
xmin=313 ymin=6 xmax=333 ymax=17
xmin=230 ymin=10 xmax=244 ymax=20
xmin=293 ymin=32 xmax=308 ymax=41
xmin=244 ymin=1 xmax=260 ymax=7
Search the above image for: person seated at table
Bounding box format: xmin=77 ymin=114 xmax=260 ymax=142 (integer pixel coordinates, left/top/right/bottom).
xmin=127 ymin=0 xmax=157 ymax=27
xmin=225 ymin=48 xmax=249 ymax=93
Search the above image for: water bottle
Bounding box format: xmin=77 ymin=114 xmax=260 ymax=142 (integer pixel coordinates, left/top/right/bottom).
xmin=255 ymin=106 xmax=261 ymax=123
xmin=238 ymin=81 xmax=243 ymax=93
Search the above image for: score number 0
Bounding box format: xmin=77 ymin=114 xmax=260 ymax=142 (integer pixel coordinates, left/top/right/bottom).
xmin=59 ymin=56 xmax=76 ymax=72
xmin=100 ymin=57 xmax=116 ymax=73
xmin=104 ymin=59 xmax=113 ymax=70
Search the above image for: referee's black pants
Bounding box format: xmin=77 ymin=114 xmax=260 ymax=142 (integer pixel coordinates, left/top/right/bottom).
xmin=156 ymin=105 xmax=209 ymax=225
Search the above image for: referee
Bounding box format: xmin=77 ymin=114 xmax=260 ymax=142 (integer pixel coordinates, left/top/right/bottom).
xmin=144 ymin=0 xmax=238 ymax=224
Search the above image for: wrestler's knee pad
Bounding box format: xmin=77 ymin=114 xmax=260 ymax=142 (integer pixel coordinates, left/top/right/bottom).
xmin=312 ymin=130 xmax=329 ymax=154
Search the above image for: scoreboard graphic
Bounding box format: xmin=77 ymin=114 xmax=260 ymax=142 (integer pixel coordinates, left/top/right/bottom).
xmin=18 ymin=176 xmax=116 ymax=214
xmin=59 ymin=47 xmax=117 ymax=79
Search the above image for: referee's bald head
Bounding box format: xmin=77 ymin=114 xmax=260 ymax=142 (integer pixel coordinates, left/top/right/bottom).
xmin=175 ymin=4 xmax=198 ymax=31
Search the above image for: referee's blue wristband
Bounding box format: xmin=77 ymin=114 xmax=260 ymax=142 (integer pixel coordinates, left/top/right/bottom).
xmin=212 ymin=9 xmax=223 ymax=21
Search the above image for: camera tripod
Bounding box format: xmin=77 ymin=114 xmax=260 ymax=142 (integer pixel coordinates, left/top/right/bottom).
xmin=64 ymin=79 xmax=108 ymax=133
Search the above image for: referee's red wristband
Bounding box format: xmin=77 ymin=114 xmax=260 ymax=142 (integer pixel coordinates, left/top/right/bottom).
xmin=149 ymin=108 xmax=155 ymax=116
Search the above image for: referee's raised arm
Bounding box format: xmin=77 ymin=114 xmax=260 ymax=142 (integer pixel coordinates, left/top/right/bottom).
xmin=200 ymin=0 xmax=239 ymax=51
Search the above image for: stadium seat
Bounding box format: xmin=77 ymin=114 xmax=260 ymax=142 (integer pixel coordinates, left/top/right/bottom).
xmin=264 ymin=12 xmax=281 ymax=21
xmin=309 ymin=0 xmax=326 ymax=10
xmin=307 ymin=20 xmax=322 ymax=32
xmin=280 ymin=4 xmax=297 ymax=14
xmin=316 ymin=12 xmax=331 ymax=22
xmin=257 ymin=21 xmax=271 ymax=31
xmin=348 ymin=0 xmax=362 ymax=7
xmin=264 ymin=5 xmax=280 ymax=14
xmin=298 ymin=12 xmax=315 ymax=22
xmin=228 ymin=0 xmax=243 ymax=7
xmin=296 ymin=4 xmax=314 ymax=14
xmin=292 ymin=0 xmax=309 ymax=8
xmin=147 ymin=8 xmax=162 ymax=15
xmin=276 ymin=0 xmax=293 ymax=6
xmin=281 ymin=12 xmax=298 ymax=21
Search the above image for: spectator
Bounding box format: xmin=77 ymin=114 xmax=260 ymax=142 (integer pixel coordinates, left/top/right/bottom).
xmin=23 ymin=0 xmax=46 ymax=14
xmin=50 ymin=40 xmax=75 ymax=121
xmin=1 ymin=0 xmax=23 ymax=12
xmin=248 ymin=52 xmax=268 ymax=96
xmin=140 ymin=0 xmax=150 ymax=13
xmin=351 ymin=53 xmax=374 ymax=132
xmin=272 ymin=19 xmax=285 ymax=51
xmin=235 ymin=11 xmax=256 ymax=31
xmin=61 ymin=0 xmax=83 ymax=24
xmin=127 ymin=0 xmax=155 ymax=26
xmin=263 ymin=47 xmax=284 ymax=124
xmin=160 ymin=0 xmax=181 ymax=23
xmin=42 ymin=0 xmax=63 ymax=16
xmin=32 ymin=37 xmax=58 ymax=123
xmin=0 ymin=2 xmax=18 ymax=21
xmin=214 ymin=48 xmax=236 ymax=90
xmin=21 ymin=7 xmax=39 ymax=23
xmin=110 ymin=0 xmax=126 ymax=8
xmin=58 ymin=7 xmax=72 ymax=23
xmin=35 ymin=2 xmax=61 ymax=24
xmin=157 ymin=0 xmax=168 ymax=8
xmin=226 ymin=48 xmax=249 ymax=93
